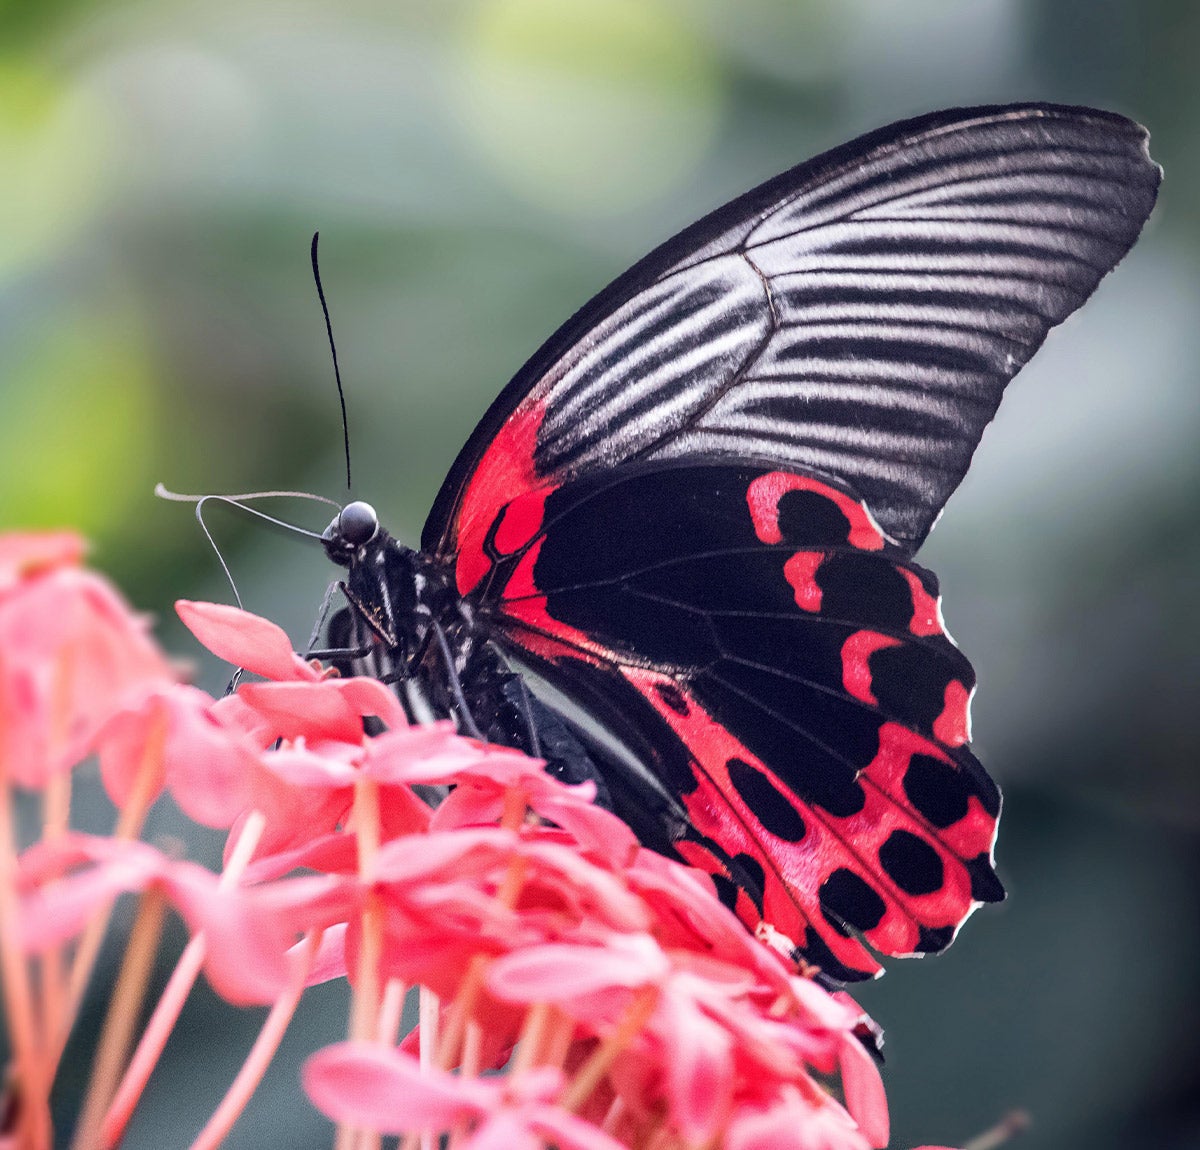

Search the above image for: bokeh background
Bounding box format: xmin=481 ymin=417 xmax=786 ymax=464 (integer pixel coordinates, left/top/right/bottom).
xmin=2 ymin=1 xmax=1197 ymax=1147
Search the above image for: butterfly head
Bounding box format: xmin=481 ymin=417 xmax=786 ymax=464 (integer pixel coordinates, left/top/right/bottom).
xmin=321 ymin=500 xmax=380 ymax=566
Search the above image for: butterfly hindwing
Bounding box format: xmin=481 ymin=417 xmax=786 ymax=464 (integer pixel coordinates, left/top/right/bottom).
xmin=471 ymin=460 xmax=1001 ymax=980
xmin=424 ymin=103 xmax=1160 ymax=563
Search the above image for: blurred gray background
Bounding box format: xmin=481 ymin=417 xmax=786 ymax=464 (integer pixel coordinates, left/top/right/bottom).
xmin=1 ymin=1 xmax=1196 ymax=1147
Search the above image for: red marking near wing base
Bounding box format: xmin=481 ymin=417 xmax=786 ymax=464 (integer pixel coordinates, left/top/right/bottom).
xmin=897 ymin=566 xmax=943 ymax=637
xmin=783 ymin=551 xmax=824 ymax=612
xmin=840 ymin=630 xmax=902 ymax=705
xmin=493 ymin=488 xmax=550 ymax=556
xmin=496 ymin=550 xmax=611 ymax=666
xmin=455 ymin=400 xmax=547 ymax=596
xmin=932 ymin=679 xmax=972 ymax=748
xmin=502 ymin=538 xmax=545 ymax=601
xmin=746 ymin=471 xmax=885 ymax=551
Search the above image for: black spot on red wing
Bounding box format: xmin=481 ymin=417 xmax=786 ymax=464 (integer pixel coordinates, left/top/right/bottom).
xmin=775 ymin=488 xmax=853 ymax=546
xmin=729 ymin=852 xmax=766 ymax=908
xmin=654 ymin=681 xmax=690 ymax=715
xmin=879 ymin=830 xmax=945 ymax=895
xmin=726 ymin=758 xmax=807 ymax=843
xmin=902 ymin=753 xmax=972 ymax=827
xmin=916 ymin=924 xmax=956 ymax=954
xmin=816 ymin=552 xmax=915 ymax=631
xmin=966 ymin=853 xmax=1006 ymax=903
xmin=820 ymin=868 xmax=887 ymax=933
xmin=869 ymin=641 xmax=974 ymax=735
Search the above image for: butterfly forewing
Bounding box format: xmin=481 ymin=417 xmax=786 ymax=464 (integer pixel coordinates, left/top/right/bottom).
xmin=425 ymin=104 xmax=1158 ymax=558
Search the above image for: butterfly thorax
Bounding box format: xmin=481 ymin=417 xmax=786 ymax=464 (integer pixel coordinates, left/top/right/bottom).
xmin=320 ymin=501 xmax=616 ymax=799
xmin=321 ymin=502 xmax=464 ymax=681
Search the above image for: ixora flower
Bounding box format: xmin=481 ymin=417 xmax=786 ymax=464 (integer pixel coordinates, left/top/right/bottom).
xmin=1 ymin=533 xmax=953 ymax=1149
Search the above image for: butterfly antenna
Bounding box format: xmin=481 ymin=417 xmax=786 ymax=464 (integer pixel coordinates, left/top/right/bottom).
xmin=192 ymin=496 xmax=243 ymax=609
xmin=311 ymin=231 xmax=352 ymax=492
xmin=155 ymin=485 xmax=343 ymax=608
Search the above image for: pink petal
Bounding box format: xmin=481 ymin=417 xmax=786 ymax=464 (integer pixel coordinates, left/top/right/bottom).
xmin=236 ymin=681 xmax=366 ymax=743
xmin=240 ymin=830 xmax=358 ymax=884
xmin=295 ymin=922 xmax=349 ymax=985
xmin=1 ymin=569 xmax=174 ymax=787
xmin=328 ymin=676 xmax=409 ymax=731
xmin=0 ymin=532 xmax=85 ymax=593
xmin=175 ymin=872 xmax=359 ymax=1004
xmin=727 ymin=1089 xmax=870 ymax=1150
xmin=303 ymin=1043 xmax=498 ymax=1131
xmin=460 ymin=1113 xmax=543 ymax=1150
xmin=237 ymin=760 xmax=356 ymax=864
xmin=488 ymin=935 xmax=668 ymax=1003
xmin=372 ymin=828 xmax=516 ymax=884
xmin=257 ymin=744 xmax=360 ymax=788
xmin=176 ymin=600 xmax=319 ymax=682
xmin=655 ymin=986 xmax=734 ymax=1144
xmin=526 ymin=792 xmax=638 ymax=865
xmin=17 ymin=837 xmax=172 ymax=949
xmin=838 ymin=1031 xmax=889 ymax=1149
xmin=525 ymin=1105 xmax=632 ymax=1150
xmin=96 ymin=685 xmax=258 ymax=828
xmin=362 ymin=724 xmax=503 ymax=784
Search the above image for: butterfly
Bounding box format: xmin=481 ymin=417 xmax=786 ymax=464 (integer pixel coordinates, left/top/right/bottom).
xmin=317 ymin=103 xmax=1160 ymax=983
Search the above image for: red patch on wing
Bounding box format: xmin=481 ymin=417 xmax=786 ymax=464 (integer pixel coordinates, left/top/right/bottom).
xmin=897 ymin=566 xmax=943 ymax=637
xmin=932 ymin=679 xmax=972 ymax=747
xmin=746 ymin=472 xmax=885 ymax=551
xmin=863 ymin=723 xmax=996 ymax=862
xmin=783 ymin=551 xmax=824 ymax=612
xmin=840 ymin=631 xmax=902 ymax=705
xmin=455 ymin=401 xmax=546 ymax=596
xmin=493 ymin=489 xmax=550 ymax=556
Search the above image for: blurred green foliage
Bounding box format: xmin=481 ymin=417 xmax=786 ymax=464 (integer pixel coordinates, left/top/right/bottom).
xmin=1 ymin=1 xmax=1196 ymax=1147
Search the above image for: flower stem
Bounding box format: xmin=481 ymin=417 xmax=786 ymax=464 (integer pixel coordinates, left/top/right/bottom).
xmin=376 ymin=979 xmax=407 ymax=1045
xmin=70 ymin=888 xmax=166 ymax=1150
xmin=349 ymin=779 xmax=382 ymax=1042
xmin=509 ymin=1002 xmax=552 ymax=1079
xmin=186 ymin=930 xmax=322 ymax=1150
xmin=99 ymin=811 xmax=265 ymax=1149
xmin=59 ymin=707 xmax=168 ymax=1070
xmin=560 ymin=986 xmax=659 ymax=1113
xmin=0 ymin=699 xmax=53 ymax=1149
xmin=964 ymin=1110 xmax=1032 ymax=1150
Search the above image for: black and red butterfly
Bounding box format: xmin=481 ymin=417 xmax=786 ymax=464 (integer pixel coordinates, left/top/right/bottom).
xmin=317 ymin=104 xmax=1160 ymax=983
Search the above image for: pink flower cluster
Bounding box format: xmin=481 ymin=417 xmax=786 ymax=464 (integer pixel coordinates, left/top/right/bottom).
xmin=0 ymin=532 xmax=947 ymax=1150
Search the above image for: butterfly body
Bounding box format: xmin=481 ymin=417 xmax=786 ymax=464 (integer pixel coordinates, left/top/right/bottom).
xmin=321 ymin=104 xmax=1160 ymax=981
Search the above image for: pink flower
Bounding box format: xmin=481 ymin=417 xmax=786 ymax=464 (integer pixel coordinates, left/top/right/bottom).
xmin=305 ymin=1044 xmax=627 ymax=1150
xmin=0 ymin=533 xmax=174 ymax=787
xmin=3 ymin=539 xmax=919 ymax=1150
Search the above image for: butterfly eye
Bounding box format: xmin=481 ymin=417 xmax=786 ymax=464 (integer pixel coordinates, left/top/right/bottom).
xmin=338 ymin=501 xmax=378 ymax=546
